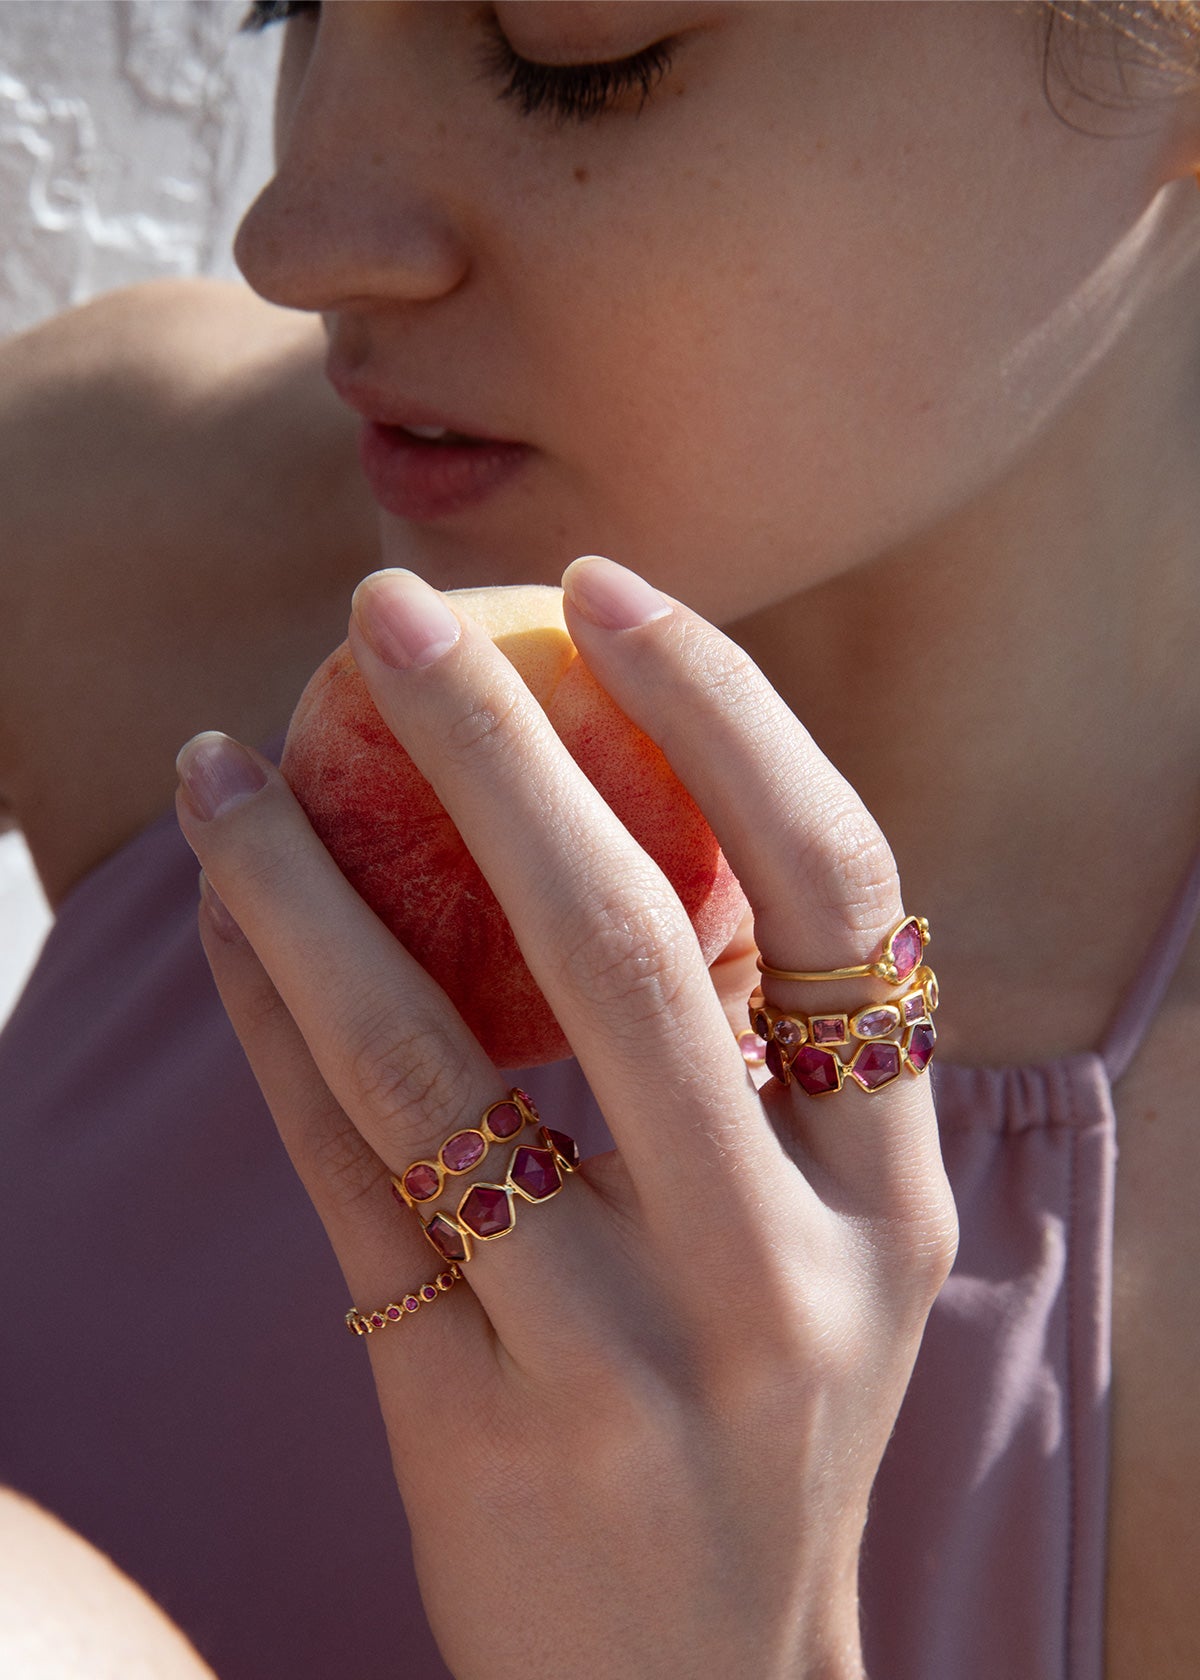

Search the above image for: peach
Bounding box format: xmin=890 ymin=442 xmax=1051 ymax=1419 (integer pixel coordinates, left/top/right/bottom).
xmin=281 ymin=584 xmax=745 ymax=1068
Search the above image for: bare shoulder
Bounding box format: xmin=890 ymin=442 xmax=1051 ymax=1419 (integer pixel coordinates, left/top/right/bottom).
xmin=0 ymin=278 xmax=379 ymax=906
xmin=0 ymin=1486 xmax=217 ymax=1678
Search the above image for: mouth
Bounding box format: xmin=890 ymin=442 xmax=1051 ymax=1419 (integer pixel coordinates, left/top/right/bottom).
xmin=326 ymin=367 xmax=534 ymax=521
xmin=357 ymin=420 xmax=534 ymax=522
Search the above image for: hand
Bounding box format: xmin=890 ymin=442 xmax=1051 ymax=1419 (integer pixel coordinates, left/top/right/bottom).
xmin=175 ymin=557 xmax=957 ymax=1680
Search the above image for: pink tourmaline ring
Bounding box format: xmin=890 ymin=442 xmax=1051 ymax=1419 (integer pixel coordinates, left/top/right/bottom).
xmin=388 ymin=1087 xmax=542 ymax=1213
xmin=756 ymin=915 xmax=931 ymax=986
xmin=416 ymin=1125 xmax=583 ymax=1267
xmin=747 ymin=938 xmax=939 ymax=1097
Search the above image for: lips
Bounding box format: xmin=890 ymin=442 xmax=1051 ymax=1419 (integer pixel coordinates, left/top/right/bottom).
xmin=328 ymin=366 xmax=533 ymax=520
xmin=357 ymin=422 xmax=533 ymax=521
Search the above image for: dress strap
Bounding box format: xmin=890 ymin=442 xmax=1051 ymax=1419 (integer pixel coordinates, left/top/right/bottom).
xmin=1098 ymin=830 xmax=1200 ymax=1084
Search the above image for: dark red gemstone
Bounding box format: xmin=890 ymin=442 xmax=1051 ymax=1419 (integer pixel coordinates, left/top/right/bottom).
xmin=386 ymin=1305 xmax=403 ymax=1321
xmin=510 ymin=1146 xmax=561 ymax=1201
xmin=424 ymin=1214 xmax=469 ymax=1263
xmin=849 ymin=1040 xmax=901 ymax=1091
xmin=402 ymin=1295 xmax=419 ymax=1312
xmin=486 ymin=1101 xmax=523 ymax=1140
xmin=400 ymin=1162 xmax=441 ymax=1203
xmin=420 ymin=1285 xmax=438 ymax=1302
xmin=891 ymin=919 xmax=923 ymax=981
xmin=542 ymin=1127 xmax=580 ymax=1169
xmin=906 ymin=1019 xmax=937 ymax=1072
xmin=765 ymin=1037 xmax=792 ymax=1084
xmin=791 ymin=1045 xmax=842 ymax=1096
xmin=459 ymin=1184 xmax=514 ymax=1238
xmin=369 ymin=1312 xmax=386 ymax=1330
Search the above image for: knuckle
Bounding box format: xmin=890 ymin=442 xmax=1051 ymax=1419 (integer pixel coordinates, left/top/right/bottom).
xmin=555 ymin=891 xmax=694 ymax=1022
xmin=345 ymin=1007 xmax=475 ymax=1136
xmin=869 ymin=1179 xmax=961 ymax=1307
xmin=441 ymin=687 xmax=524 ymax=765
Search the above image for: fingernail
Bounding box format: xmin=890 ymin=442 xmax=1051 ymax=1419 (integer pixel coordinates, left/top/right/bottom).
xmin=176 ymin=732 xmax=267 ymax=822
xmin=351 ymin=569 xmax=462 ymax=669
xmin=562 ymin=555 xmax=672 ymax=631
xmin=198 ymin=870 xmax=244 ymax=942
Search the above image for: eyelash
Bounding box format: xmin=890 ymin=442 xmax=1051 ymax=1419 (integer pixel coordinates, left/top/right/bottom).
xmin=237 ymin=3 xmax=678 ymax=125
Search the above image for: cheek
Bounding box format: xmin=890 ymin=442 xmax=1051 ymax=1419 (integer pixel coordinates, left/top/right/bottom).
xmin=517 ymin=127 xmax=1137 ymax=619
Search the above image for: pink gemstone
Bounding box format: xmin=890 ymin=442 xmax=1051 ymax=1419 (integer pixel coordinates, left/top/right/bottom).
xmin=906 ymin=1019 xmax=937 ymax=1072
xmin=791 ymin=1045 xmax=842 ymax=1095
xmin=386 ymin=1304 xmax=403 ymax=1321
xmin=925 ymin=974 xmax=939 ymax=1011
xmin=855 ymin=1007 xmax=899 ymax=1039
xmin=459 ymin=1184 xmax=514 ymax=1239
xmin=441 ymin=1130 xmax=486 ymax=1173
xmin=901 ymin=992 xmax=925 ymax=1024
xmin=510 ymin=1146 xmax=562 ymax=1201
xmin=811 ymin=1015 xmax=847 ymax=1046
xmin=420 ymin=1285 xmax=438 ymax=1302
xmin=891 ymin=919 xmax=923 ymax=981
xmin=736 ymin=1029 xmax=766 ymax=1068
xmin=773 ymin=1017 xmax=801 ymax=1047
xmin=849 ymin=1041 xmax=902 ymax=1091
xmin=424 ymin=1214 xmax=468 ymax=1263
xmin=514 ymin=1088 xmax=539 ymax=1119
xmin=369 ymin=1312 xmax=386 ymax=1330
xmin=765 ymin=1037 xmax=792 ymax=1084
xmin=487 ymin=1101 xmax=524 ymax=1139
xmin=542 ymin=1127 xmax=581 ymax=1169
xmin=401 ymin=1162 xmax=441 ymax=1203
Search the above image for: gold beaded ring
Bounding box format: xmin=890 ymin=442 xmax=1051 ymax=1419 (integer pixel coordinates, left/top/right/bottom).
xmin=346 ymin=1264 xmax=464 ymax=1337
xmin=389 ymin=1088 xmax=541 ymax=1213
xmin=416 ymin=1125 xmax=582 ymax=1267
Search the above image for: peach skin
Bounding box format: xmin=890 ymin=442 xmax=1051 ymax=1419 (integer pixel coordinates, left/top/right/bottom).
xmin=281 ymin=585 xmax=746 ymax=1066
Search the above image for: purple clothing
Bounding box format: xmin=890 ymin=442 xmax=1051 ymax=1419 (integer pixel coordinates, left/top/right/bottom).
xmin=1 ymin=736 xmax=1196 ymax=1679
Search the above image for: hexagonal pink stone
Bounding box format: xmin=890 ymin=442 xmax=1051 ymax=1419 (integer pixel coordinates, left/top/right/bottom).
xmin=792 ymin=1046 xmax=842 ymax=1096
xmin=849 ymin=1041 xmax=902 ymax=1091
xmin=906 ymin=1020 xmax=937 ymax=1072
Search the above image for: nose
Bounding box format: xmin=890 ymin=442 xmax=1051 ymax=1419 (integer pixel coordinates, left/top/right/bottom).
xmin=233 ymin=12 xmax=471 ymax=314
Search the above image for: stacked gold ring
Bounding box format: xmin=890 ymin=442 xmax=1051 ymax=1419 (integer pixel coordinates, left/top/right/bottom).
xmin=749 ymin=915 xmax=938 ymax=1095
xmin=415 ymin=1124 xmax=582 ymax=1266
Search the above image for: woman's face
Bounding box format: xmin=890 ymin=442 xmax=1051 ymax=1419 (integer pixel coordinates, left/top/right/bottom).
xmin=234 ymin=1 xmax=1178 ymax=620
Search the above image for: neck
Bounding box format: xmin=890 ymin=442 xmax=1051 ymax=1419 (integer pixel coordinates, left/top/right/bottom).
xmin=727 ymin=273 xmax=1200 ymax=1065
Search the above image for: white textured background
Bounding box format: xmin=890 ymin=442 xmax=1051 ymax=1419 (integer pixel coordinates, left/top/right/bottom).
xmin=1 ymin=0 xmax=281 ymax=1023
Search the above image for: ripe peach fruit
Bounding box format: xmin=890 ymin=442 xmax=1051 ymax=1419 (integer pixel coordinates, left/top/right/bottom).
xmin=281 ymin=584 xmax=746 ymax=1068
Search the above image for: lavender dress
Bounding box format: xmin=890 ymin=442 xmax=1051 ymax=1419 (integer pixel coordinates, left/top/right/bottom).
xmin=1 ymin=737 xmax=1196 ymax=1679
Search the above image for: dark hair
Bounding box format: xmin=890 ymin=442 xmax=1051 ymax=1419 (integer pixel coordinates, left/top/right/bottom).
xmin=1041 ymin=2 xmax=1200 ymax=128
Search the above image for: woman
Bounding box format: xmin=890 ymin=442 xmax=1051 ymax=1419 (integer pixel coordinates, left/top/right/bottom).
xmin=1 ymin=3 xmax=1197 ymax=1676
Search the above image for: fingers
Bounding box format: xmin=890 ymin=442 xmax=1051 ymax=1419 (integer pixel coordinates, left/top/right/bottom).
xmin=192 ymin=872 xmax=495 ymax=1398
xmin=343 ymin=572 xmax=790 ymax=1224
xmin=177 ymin=751 xmax=619 ymax=1367
xmin=558 ymin=555 xmax=946 ymax=1221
